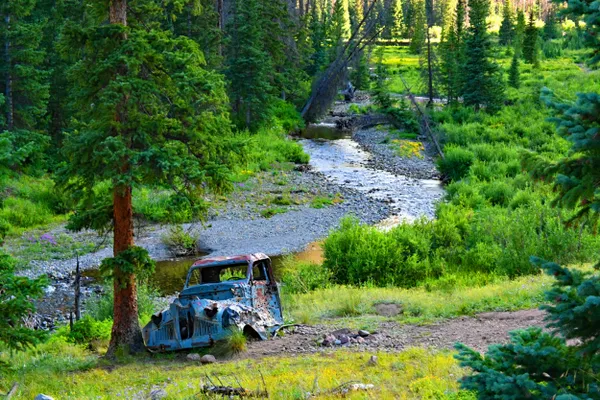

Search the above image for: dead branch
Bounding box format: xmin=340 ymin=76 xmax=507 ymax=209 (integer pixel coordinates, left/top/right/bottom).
xmin=397 ymin=74 xmax=445 ymax=159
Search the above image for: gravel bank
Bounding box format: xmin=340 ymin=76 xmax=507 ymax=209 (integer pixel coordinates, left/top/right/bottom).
xmin=353 ymin=127 xmax=440 ymax=180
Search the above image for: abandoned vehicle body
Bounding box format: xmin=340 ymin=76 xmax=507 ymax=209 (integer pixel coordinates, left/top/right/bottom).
xmin=143 ymin=253 xmax=283 ymax=351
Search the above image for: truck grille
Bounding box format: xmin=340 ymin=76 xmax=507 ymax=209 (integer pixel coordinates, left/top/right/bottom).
xmin=194 ymin=318 xmax=218 ymax=337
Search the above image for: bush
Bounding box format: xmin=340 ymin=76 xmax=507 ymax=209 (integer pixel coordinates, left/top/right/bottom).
xmin=0 ymin=197 xmax=52 ymax=228
xmin=438 ymin=146 xmax=475 ymax=182
xmin=280 ymin=259 xmax=331 ymax=294
xmin=64 ymin=316 xmax=112 ymax=345
xmin=161 ymin=225 xmax=199 ymax=256
xmin=323 ymin=217 xmax=441 ymax=287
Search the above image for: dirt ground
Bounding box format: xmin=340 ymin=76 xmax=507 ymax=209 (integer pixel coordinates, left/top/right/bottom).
xmin=244 ymin=309 xmax=546 ymax=358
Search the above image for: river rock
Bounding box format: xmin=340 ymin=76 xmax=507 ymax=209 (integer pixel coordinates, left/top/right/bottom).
xmin=200 ymin=354 xmax=217 ymax=364
xmin=34 ymin=395 xmax=55 ymax=400
xmin=368 ymin=355 xmax=378 ymax=365
xmin=358 ymin=330 xmax=370 ymax=337
xmin=187 ymin=353 xmax=202 ymax=362
xmin=149 ymin=389 xmax=167 ymax=400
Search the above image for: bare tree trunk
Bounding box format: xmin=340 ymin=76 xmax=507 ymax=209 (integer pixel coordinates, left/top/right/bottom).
xmin=4 ymin=14 xmax=14 ymax=131
xmin=299 ymin=0 xmax=305 ymax=17
xmin=426 ymin=28 xmax=434 ymax=107
xmin=106 ymin=0 xmax=144 ymax=356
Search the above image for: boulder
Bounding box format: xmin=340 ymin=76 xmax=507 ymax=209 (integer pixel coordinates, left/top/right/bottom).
xmin=200 ymin=354 xmax=217 ymax=364
xmin=149 ymin=388 xmax=167 ymax=400
xmin=368 ymin=355 xmax=378 ymax=365
xmin=34 ymin=395 xmax=55 ymax=400
xmin=358 ymin=330 xmax=370 ymax=337
xmin=186 ymin=353 xmax=202 ymax=362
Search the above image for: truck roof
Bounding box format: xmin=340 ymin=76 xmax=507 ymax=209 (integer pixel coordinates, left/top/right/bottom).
xmin=190 ymin=253 xmax=270 ymax=268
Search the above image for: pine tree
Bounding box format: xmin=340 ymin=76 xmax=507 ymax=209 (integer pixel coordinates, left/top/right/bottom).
xmin=542 ymin=11 xmax=560 ymax=40
xmin=439 ymin=0 xmax=465 ymax=104
xmin=0 ymin=251 xmax=47 ymax=368
xmin=307 ymin=2 xmax=329 ymax=75
xmin=457 ymin=85 xmax=600 ymax=400
xmin=409 ymin=0 xmax=426 ymax=54
xmin=420 ymin=0 xmax=438 ymax=105
xmin=514 ymin=9 xmax=526 ymax=55
xmin=390 ymin=0 xmax=403 ymax=39
xmin=498 ymin=0 xmax=514 ymax=46
xmin=563 ymin=0 xmax=599 ymax=64
xmin=523 ymin=9 xmax=539 ymax=66
xmin=462 ymin=0 xmax=505 ymax=112
xmin=508 ymin=50 xmax=520 ymax=88
xmin=351 ymin=50 xmax=370 ymax=90
xmin=226 ymin=0 xmax=273 ymax=128
xmin=327 ymin=0 xmax=347 ymax=62
xmin=0 ymin=0 xmax=49 ymax=133
xmin=456 ymin=258 xmax=600 ymax=399
xmin=59 ymin=0 xmax=233 ymax=355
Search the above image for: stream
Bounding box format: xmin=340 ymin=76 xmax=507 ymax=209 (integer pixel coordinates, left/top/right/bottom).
xmin=146 ymin=123 xmax=444 ymax=295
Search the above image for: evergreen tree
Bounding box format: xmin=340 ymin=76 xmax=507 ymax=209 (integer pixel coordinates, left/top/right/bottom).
xmin=523 ymin=9 xmax=540 ymax=66
xmin=420 ymin=0 xmax=438 ymax=105
xmin=562 ymin=0 xmax=599 ymax=64
xmin=327 ymin=0 xmax=347 ymax=62
xmin=59 ymin=0 xmax=233 ymax=354
xmin=409 ymin=0 xmax=426 ymax=54
xmin=457 ymin=84 xmax=600 ymax=400
xmin=0 ymin=251 xmax=47 ymax=368
xmin=372 ymin=48 xmax=393 ymax=109
xmin=462 ymin=0 xmax=505 ymax=112
xmin=542 ymin=11 xmax=560 ymax=40
xmin=308 ymin=2 xmax=329 ymax=75
xmin=439 ymin=0 xmax=465 ymax=104
xmin=390 ymin=0 xmax=404 ymax=39
xmin=514 ymin=9 xmax=526 ymax=55
xmin=498 ymin=0 xmax=514 ymax=46
xmin=0 ymin=0 xmax=50 ymax=133
xmin=351 ymin=50 xmax=370 ymax=90
xmin=456 ymin=258 xmax=600 ymax=399
xmin=226 ymin=0 xmax=273 ymax=128
xmin=508 ymin=50 xmax=520 ymax=88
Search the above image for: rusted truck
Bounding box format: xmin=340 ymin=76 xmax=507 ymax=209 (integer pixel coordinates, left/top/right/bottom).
xmin=142 ymin=253 xmax=283 ymax=351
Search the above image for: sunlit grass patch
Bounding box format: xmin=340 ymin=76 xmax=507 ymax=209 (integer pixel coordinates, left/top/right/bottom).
xmin=1 ymin=344 xmax=472 ymax=399
xmin=282 ymin=272 xmax=564 ymax=326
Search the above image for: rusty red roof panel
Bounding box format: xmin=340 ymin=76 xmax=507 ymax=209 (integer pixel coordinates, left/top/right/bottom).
xmin=191 ymin=253 xmax=269 ymax=267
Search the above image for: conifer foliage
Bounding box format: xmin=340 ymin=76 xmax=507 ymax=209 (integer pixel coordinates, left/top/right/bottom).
xmin=0 ymin=251 xmax=47 ymax=367
xmin=59 ymin=0 xmax=233 ymax=355
xmin=461 ymin=0 xmax=505 ymax=112
xmin=523 ymin=10 xmax=540 ymax=67
xmin=498 ymin=0 xmax=514 ymax=46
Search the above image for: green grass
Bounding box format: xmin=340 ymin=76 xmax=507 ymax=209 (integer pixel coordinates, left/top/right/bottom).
xmin=310 ymin=194 xmax=343 ymax=209
xmin=260 ymin=207 xmax=288 ymax=218
xmin=0 ymin=342 xmax=472 ymax=399
xmin=282 ymin=271 xmax=562 ymax=326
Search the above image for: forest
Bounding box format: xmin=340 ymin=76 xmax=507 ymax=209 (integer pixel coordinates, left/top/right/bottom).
xmin=0 ymin=0 xmax=599 ymax=398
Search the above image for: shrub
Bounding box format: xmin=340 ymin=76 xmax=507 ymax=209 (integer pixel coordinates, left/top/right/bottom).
xmin=281 ymin=259 xmax=331 ymax=294
xmin=438 ymin=146 xmax=475 ymax=182
xmin=161 ymin=225 xmax=199 ymax=256
xmin=0 ymin=197 xmax=52 ymax=228
xmin=65 ymin=316 xmax=112 ymax=345
xmin=481 ymin=181 xmax=514 ymax=206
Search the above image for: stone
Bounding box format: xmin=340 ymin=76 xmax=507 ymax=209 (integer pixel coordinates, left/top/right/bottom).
xmin=186 ymin=353 xmax=201 ymax=362
xmin=200 ymin=354 xmax=217 ymax=364
xmin=358 ymin=330 xmax=370 ymax=337
xmin=334 ymin=339 xmax=342 ymax=346
xmin=34 ymin=395 xmax=55 ymax=400
xmin=339 ymin=335 xmax=350 ymax=344
xmin=356 ymin=336 xmax=366 ymax=344
xmin=368 ymin=355 xmax=378 ymax=365
xmin=149 ymin=389 xmax=167 ymax=400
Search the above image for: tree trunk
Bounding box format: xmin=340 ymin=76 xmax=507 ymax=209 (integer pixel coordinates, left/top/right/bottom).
xmin=4 ymin=14 xmax=13 ymax=131
xmin=106 ymin=0 xmax=144 ymax=356
xmin=426 ymin=29 xmax=434 ymax=107
xmin=107 ymin=185 xmax=145 ymax=355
